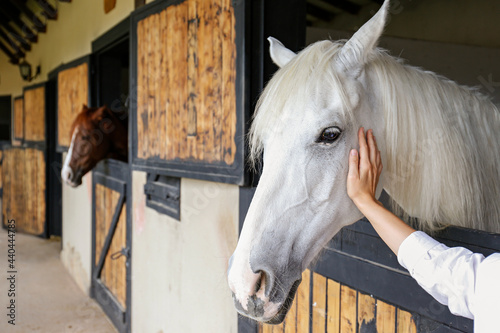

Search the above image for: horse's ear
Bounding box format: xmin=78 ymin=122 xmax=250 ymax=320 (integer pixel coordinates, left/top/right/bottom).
xmin=336 ymin=0 xmax=390 ymax=77
xmin=91 ymin=106 xmax=107 ymax=121
xmin=268 ymin=37 xmax=296 ymax=68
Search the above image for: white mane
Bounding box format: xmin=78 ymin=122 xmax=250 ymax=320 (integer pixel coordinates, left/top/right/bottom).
xmin=251 ymin=40 xmax=500 ymax=233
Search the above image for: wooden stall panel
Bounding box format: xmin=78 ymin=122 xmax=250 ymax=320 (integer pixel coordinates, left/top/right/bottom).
xmin=57 ymin=62 xmax=89 ymax=148
xmin=2 ymin=148 xmax=45 ymax=235
xmin=376 ymin=300 xmax=396 ymax=333
xmin=136 ymin=0 xmax=237 ymax=165
xmin=24 ymin=87 xmax=45 ymax=142
xmin=13 ymin=98 xmax=24 ymax=143
xmin=95 ymin=183 xmax=127 ymax=310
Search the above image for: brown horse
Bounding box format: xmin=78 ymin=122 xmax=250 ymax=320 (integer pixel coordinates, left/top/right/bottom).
xmin=61 ymin=105 xmax=127 ymax=187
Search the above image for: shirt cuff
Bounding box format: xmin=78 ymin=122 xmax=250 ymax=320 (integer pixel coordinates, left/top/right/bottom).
xmin=397 ymin=231 xmax=443 ymax=272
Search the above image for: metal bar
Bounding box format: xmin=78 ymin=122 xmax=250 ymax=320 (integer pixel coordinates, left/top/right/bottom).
xmin=7 ymin=0 xmax=47 ymax=33
xmin=319 ymin=0 xmax=361 ymax=15
xmin=0 ymin=40 xmax=18 ymax=64
xmin=35 ymin=0 xmax=58 ymax=20
xmin=94 ymin=191 xmax=126 ymax=279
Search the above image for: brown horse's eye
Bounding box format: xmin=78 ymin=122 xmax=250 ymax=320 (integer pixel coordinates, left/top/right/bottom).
xmin=317 ymin=127 xmax=341 ymax=143
xmin=81 ymin=135 xmax=90 ymax=141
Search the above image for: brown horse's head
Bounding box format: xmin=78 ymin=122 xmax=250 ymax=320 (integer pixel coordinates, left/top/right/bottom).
xmin=61 ymin=105 xmax=128 ymax=187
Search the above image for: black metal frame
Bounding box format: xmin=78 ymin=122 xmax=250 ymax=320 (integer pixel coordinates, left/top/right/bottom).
xmin=144 ymin=172 xmax=181 ymax=220
xmin=91 ymin=16 xmax=130 ymax=108
xmin=238 ymin=187 xmax=500 ymax=332
xmin=12 ymin=95 xmax=23 ymax=143
xmin=129 ymin=0 xmax=252 ymax=186
xmin=48 ymin=54 xmax=92 ymax=153
xmin=89 ymin=17 xmax=133 ymax=333
xmin=91 ymin=159 xmax=130 ymax=333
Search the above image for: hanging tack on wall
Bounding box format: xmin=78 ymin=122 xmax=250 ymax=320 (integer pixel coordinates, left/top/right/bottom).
xmin=104 ymin=0 xmax=117 ymax=14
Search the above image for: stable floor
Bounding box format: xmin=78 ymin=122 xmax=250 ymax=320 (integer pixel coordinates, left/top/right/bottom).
xmin=0 ymin=228 xmax=117 ymax=333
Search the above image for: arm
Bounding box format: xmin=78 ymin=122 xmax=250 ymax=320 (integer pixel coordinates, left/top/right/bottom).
xmin=346 ymin=127 xmax=495 ymax=320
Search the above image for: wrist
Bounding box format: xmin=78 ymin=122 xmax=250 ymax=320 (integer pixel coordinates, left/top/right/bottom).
xmin=353 ymin=194 xmax=380 ymax=212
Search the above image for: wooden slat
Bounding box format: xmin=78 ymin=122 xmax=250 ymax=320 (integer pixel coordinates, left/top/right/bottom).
xmin=340 ymin=285 xmax=357 ymax=333
xmin=221 ymin=0 xmax=237 ymax=165
xmin=312 ymin=272 xmax=327 ymax=332
xmin=357 ymin=292 xmax=375 ymax=331
xmin=159 ymin=8 xmax=168 ymax=160
xmin=136 ymin=18 xmax=146 ymax=159
xmin=296 ymin=269 xmax=310 ymax=332
xmin=13 ymin=98 xmax=24 ymax=141
xmin=24 ymin=87 xmax=45 ymax=142
xmin=186 ymin=0 xmax=198 ymax=137
xmin=284 ymin=293 xmax=298 ymax=333
xmin=376 ymin=300 xmax=396 ymax=333
xmin=327 ymin=279 xmax=340 ymax=333
xmin=57 ymin=62 xmax=88 ymax=147
xmin=397 ymin=308 xmax=417 ymax=333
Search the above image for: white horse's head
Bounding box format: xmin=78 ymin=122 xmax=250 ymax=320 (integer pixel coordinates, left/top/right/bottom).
xmin=228 ymin=0 xmax=390 ymax=324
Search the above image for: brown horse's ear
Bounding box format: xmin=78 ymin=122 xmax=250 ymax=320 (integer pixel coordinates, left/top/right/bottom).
xmin=82 ymin=104 xmax=89 ymax=111
xmin=91 ymin=106 xmax=108 ymax=121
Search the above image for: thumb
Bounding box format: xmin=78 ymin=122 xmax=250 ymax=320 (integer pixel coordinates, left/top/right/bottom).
xmin=348 ymin=149 xmax=359 ymax=179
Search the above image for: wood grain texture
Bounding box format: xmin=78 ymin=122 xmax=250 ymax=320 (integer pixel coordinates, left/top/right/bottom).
xmin=312 ymin=272 xmax=327 ymax=332
xmin=340 ymin=285 xmax=357 ymax=333
xmin=327 ymin=279 xmax=340 ymax=333
xmin=57 ymin=62 xmax=89 ymax=147
xmin=13 ymin=98 xmax=24 ymax=141
xmin=297 ymin=269 xmax=310 ymax=332
xmin=1 ymin=148 xmax=45 ymax=235
xmin=94 ymin=184 xmax=127 ymax=310
xmin=376 ymin=300 xmax=396 ymax=333
xmin=397 ymin=308 xmax=417 ymax=333
xmin=357 ymin=292 xmax=375 ymax=332
xmin=136 ymin=0 xmax=237 ymax=165
xmin=24 ymin=87 xmax=45 ymax=142
xmin=284 ymin=291 xmax=298 ymax=333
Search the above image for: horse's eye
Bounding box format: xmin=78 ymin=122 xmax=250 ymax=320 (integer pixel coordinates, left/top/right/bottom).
xmin=317 ymin=127 xmax=341 ymax=143
xmin=81 ymin=135 xmax=90 ymax=140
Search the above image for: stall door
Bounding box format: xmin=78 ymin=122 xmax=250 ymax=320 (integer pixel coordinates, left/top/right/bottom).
xmin=91 ymin=160 xmax=130 ymax=333
xmin=2 ymin=147 xmax=46 ymax=235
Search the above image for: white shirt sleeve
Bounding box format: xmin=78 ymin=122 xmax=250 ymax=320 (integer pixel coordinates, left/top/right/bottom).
xmin=397 ymin=231 xmax=484 ymax=319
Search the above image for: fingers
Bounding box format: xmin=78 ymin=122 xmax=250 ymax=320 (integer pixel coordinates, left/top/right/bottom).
xmin=348 ymin=149 xmax=359 ymax=179
xmin=367 ymin=130 xmax=378 ymax=167
xmin=358 ymin=127 xmax=369 ymax=168
xmin=357 ymin=127 xmax=383 ymax=175
xmin=376 ymin=150 xmax=383 ymax=176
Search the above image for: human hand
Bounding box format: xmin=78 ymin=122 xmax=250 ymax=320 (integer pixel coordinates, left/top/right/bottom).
xmin=347 ymin=127 xmax=383 ymax=206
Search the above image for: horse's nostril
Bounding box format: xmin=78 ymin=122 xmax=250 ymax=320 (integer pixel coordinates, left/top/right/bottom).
xmin=254 ymin=272 xmax=263 ymax=294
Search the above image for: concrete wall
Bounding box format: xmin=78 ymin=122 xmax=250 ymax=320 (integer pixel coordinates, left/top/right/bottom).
xmin=59 ymin=152 xmax=93 ymax=293
xmin=131 ymin=171 xmax=239 ymax=333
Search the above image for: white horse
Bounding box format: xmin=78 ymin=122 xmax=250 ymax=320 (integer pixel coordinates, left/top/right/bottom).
xmin=227 ymin=0 xmax=500 ymax=324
